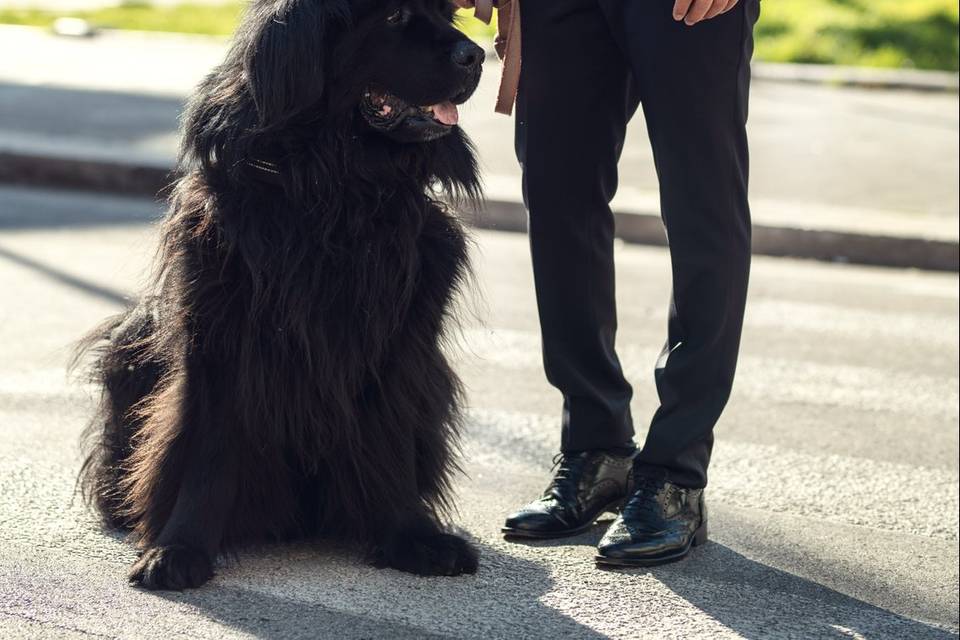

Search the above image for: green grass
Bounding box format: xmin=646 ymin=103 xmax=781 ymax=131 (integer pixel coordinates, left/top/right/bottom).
xmin=0 ymin=1 xmax=243 ymax=35
xmin=1 ymin=1 xmax=956 ymax=71
xmin=454 ymin=10 xmax=497 ymax=42
xmin=756 ymin=0 xmax=959 ymax=71
xmin=0 ymin=3 xmax=496 ymax=38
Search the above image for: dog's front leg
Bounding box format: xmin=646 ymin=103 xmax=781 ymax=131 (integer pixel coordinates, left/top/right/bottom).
xmin=365 ymin=365 xmax=478 ymax=577
xmin=374 ymin=521 xmax=478 ymax=577
xmin=128 ymin=447 xmax=238 ymax=590
xmin=129 ymin=361 xmax=239 ymax=591
xmin=363 ymin=215 xmax=478 ymax=577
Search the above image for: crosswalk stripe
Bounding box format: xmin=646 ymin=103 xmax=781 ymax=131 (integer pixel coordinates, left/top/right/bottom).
xmin=746 ymin=299 xmax=958 ymax=346
xmin=459 ymin=328 xmax=960 ymax=419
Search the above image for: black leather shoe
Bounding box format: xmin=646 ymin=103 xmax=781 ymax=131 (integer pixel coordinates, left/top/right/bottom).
xmin=502 ymin=450 xmax=634 ymax=539
xmin=595 ymin=475 xmax=707 ymax=567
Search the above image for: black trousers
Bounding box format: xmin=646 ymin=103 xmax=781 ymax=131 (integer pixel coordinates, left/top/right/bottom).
xmin=515 ymin=0 xmax=760 ymax=488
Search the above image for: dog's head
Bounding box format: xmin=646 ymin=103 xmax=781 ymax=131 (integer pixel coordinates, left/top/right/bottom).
xmin=239 ymin=0 xmax=483 ymax=144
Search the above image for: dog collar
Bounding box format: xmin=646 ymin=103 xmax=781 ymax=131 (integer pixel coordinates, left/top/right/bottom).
xmin=245 ymin=158 xmax=283 ymax=185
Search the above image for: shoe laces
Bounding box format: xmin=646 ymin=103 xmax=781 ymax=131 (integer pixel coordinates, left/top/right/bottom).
xmin=544 ymin=452 xmax=588 ymax=502
xmin=622 ymin=474 xmax=665 ymax=519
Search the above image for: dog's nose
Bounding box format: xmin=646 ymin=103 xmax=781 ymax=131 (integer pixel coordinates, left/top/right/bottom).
xmin=451 ymin=41 xmax=484 ymax=69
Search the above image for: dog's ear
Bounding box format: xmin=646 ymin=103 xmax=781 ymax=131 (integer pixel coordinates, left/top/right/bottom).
xmin=242 ymin=0 xmax=346 ymax=127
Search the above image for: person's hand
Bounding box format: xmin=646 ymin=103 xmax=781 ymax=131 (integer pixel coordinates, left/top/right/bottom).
xmin=672 ymin=0 xmax=739 ymax=26
xmin=452 ymin=0 xmax=476 ymax=8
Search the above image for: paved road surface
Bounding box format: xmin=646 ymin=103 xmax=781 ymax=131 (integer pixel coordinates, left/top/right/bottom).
xmin=0 ymin=186 xmax=957 ymax=638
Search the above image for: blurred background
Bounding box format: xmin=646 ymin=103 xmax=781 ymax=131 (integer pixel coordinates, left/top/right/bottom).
xmin=0 ymin=2 xmax=957 ymax=639
xmin=1 ymin=0 xmax=957 ymax=70
xmin=0 ymin=0 xmax=957 ymax=266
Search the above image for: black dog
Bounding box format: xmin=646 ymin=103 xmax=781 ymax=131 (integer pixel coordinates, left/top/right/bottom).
xmin=77 ymin=0 xmax=484 ymax=590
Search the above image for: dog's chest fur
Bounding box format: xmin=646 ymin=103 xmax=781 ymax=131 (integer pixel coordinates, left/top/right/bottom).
xmin=163 ymin=190 xmax=468 ymax=451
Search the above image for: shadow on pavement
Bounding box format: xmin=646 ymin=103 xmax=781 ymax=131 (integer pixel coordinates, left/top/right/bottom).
xmin=495 ymin=498 xmax=956 ymax=635
xmin=150 ymin=541 xmax=607 ymax=640
xmin=0 ymin=185 xmax=162 ymax=231
xmin=141 ymin=535 xmax=957 ymax=639
xmin=502 ymin=519 xmax=955 ymax=635
xmin=0 ymin=243 xmax=130 ymax=306
xmin=0 ymin=82 xmax=181 ymax=142
xmin=156 ymin=584 xmax=453 ymax=640
xmin=0 ymin=186 xmax=155 ymax=305
xmin=622 ymin=542 xmax=955 ymax=639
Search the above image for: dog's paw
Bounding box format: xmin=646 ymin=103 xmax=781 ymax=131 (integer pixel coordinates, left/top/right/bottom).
xmin=128 ymin=544 xmax=213 ymax=590
xmin=374 ymin=530 xmax=479 ymax=577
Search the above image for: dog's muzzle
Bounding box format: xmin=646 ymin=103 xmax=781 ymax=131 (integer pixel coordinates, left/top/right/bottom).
xmin=361 ymin=91 xmax=457 ymax=143
xmin=360 ymin=70 xmax=481 ymax=144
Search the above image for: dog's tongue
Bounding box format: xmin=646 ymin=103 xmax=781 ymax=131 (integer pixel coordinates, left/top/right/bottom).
xmin=431 ymin=101 xmax=459 ymax=126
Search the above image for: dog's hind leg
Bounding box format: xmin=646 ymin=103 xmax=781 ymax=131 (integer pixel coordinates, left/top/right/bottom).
xmin=79 ymin=305 xmax=164 ymax=530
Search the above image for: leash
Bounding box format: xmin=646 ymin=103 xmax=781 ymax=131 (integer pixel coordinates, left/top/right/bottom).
xmin=471 ymin=0 xmax=520 ymax=116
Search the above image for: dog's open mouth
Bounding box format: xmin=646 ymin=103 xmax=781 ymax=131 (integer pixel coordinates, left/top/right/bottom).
xmin=363 ymin=90 xmax=460 ymax=127
xmin=360 ymin=89 xmax=463 ymax=143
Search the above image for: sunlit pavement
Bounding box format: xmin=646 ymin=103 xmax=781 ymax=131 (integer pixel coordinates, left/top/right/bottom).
xmin=0 ymin=185 xmax=957 ymax=639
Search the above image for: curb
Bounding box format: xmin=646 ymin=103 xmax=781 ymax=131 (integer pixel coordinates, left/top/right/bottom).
xmin=0 ymin=151 xmax=172 ymax=197
xmin=475 ymin=199 xmax=959 ymax=273
xmin=2 ymin=150 xmax=957 ymax=273
xmin=751 ymin=62 xmax=959 ymax=93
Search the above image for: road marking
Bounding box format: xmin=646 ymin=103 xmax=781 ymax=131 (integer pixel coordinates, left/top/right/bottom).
xmin=746 ymin=299 xmax=959 ymax=346
xmin=459 ymin=328 xmax=960 ymax=419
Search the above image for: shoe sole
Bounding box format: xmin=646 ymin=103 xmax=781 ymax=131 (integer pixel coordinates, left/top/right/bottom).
xmin=501 ymin=500 xmax=624 ymax=540
xmin=593 ymin=522 xmax=708 ymax=568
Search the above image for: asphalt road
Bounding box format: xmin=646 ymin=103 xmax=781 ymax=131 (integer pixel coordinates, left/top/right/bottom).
xmin=0 ymin=185 xmax=957 ymax=639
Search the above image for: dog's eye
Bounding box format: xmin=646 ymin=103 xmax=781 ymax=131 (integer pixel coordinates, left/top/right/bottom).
xmin=386 ymin=8 xmax=410 ymax=26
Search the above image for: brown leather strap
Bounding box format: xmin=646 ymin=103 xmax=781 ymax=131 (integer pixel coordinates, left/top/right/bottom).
xmin=493 ymin=0 xmax=520 ymax=115
xmin=469 ymin=0 xmax=520 ymax=116
xmin=473 ymin=0 xmax=494 ymax=24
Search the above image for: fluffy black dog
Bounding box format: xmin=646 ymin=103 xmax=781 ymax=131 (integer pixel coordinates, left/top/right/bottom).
xmin=77 ymin=0 xmax=484 ymax=590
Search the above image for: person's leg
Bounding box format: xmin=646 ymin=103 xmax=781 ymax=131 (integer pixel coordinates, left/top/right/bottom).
xmin=600 ymin=0 xmax=760 ymax=487
xmin=516 ymin=0 xmax=639 ymax=453
xmin=502 ymin=0 xmax=639 ymax=541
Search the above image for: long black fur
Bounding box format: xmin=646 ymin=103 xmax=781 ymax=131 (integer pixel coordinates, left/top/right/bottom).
xmin=76 ymin=0 xmax=483 ymax=589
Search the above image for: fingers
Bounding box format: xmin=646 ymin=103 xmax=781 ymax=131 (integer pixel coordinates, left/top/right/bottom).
xmin=672 ymin=0 xmax=694 ymax=22
xmin=684 ymin=0 xmax=715 ymax=24
xmin=703 ymin=0 xmax=727 ymax=21
xmin=674 ymin=0 xmax=739 ymax=26
xmin=452 ymin=0 xmax=475 ymax=9
xmin=721 ymin=0 xmax=741 ymax=14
